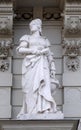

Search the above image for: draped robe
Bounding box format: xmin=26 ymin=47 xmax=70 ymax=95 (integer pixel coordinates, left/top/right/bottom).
xmin=16 ymin=35 xmax=59 ymax=118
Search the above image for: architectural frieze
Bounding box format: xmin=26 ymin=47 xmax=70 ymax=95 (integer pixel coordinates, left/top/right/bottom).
xmin=14 ymin=7 xmax=62 ymax=21
xmin=14 ymin=8 xmax=33 ymax=20
xmin=43 ymin=8 xmax=61 ymax=20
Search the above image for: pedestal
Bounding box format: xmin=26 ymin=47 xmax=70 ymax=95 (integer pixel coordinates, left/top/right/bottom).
xmin=17 ymin=111 xmax=64 ymax=120
xmin=0 ymin=120 xmax=79 ymax=130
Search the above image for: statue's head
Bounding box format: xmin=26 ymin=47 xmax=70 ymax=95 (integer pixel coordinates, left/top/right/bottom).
xmin=29 ymin=18 xmax=42 ymax=34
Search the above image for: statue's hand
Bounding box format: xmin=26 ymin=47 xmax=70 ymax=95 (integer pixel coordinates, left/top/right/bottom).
xmin=50 ymin=70 xmax=55 ymax=78
xmin=32 ymin=48 xmax=49 ymax=55
xmin=41 ymin=48 xmax=49 ymax=55
xmin=33 ymin=49 xmax=41 ymax=55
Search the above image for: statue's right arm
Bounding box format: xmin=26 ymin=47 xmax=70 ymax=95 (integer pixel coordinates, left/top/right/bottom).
xmin=18 ymin=42 xmax=34 ymax=55
xmin=16 ymin=35 xmax=36 ymax=55
xmin=16 ymin=35 xmax=41 ymax=55
xmin=17 ymin=41 xmax=40 ymax=55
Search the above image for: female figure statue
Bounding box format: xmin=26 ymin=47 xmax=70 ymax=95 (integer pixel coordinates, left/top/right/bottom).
xmin=16 ymin=19 xmax=62 ymax=119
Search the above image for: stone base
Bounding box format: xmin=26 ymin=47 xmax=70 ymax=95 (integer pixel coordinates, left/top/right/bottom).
xmin=0 ymin=120 xmax=79 ymax=130
xmin=17 ymin=111 xmax=64 ymax=120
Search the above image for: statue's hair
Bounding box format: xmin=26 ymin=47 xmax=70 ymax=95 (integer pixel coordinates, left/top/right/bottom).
xmin=29 ymin=18 xmax=42 ymax=34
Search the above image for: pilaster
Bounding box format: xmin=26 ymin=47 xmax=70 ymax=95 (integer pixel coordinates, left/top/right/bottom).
xmin=0 ymin=0 xmax=13 ymax=118
xmin=63 ymin=0 xmax=81 ymax=117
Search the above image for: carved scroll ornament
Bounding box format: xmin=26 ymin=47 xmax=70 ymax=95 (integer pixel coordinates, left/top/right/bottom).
xmin=65 ymin=16 xmax=81 ymax=35
xmin=66 ymin=57 xmax=80 ymax=72
xmin=0 ymin=39 xmax=13 ymax=58
xmin=0 ymin=59 xmax=9 ymax=72
xmin=62 ymin=39 xmax=81 ymax=57
xmin=0 ymin=17 xmax=12 ymax=35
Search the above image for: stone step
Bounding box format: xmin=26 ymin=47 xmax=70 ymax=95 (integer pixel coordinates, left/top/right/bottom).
xmin=0 ymin=119 xmax=79 ymax=130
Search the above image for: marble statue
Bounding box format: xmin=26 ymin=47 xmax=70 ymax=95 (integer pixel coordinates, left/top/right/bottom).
xmin=16 ymin=18 xmax=64 ymax=119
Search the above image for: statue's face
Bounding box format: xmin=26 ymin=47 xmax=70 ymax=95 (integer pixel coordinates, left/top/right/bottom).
xmin=30 ymin=23 xmax=40 ymax=33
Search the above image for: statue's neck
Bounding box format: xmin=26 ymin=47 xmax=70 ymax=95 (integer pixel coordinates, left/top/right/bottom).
xmin=31 ymin=31 xmax=41 ymax=38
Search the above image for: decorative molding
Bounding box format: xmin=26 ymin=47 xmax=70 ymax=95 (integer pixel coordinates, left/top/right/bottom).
xmin=62 ymin=39 xmax=81 ymax=57
xmin=14 ymin=8 xmax=33 ymax=20
xmin=66 ymin=0 xmax=81 ymax=3
xmin=0 ymin=16 xmax=12 ymax=35
xmin=0 ymin=0 xmax=13 ymax=35
xmin=64 ymin=16 xmax=81 ymax=35
xmin=0 ymin=0 xmax=12 ymax=2
xmin=66 ymin=57 xmax=80 ymax=72
xmin=65 ymin=8 xmax=81 ymax=16
xmin=0 ymin=0 xmax=13 ymax=119
xmin=63 ymin=0 xmax=81 ymax=73
xmin=65 ymin=0 xmax=81 ymax=14
xmin=0 ymin=8 xmax=13 ymax=13
xmin=43 ymin=8 xmax=62 ymax=20
xmin=0 ymin=59 xmax=9 ymax=72
xmin=14 ymin=7 xmax=62 ymax=21
xmin=0 ymin=0 xmax=13 ymax=58
xmin=0 ymin=1 xmax=13 ymax=13
xmin=0 ymin=39 xmax=13 ymax=58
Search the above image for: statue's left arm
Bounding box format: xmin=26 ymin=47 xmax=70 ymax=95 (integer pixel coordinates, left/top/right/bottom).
xmin=45 ymin=38 xmax=56 ymax=78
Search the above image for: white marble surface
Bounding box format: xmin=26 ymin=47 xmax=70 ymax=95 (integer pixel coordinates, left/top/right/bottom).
xmin=17 ymin=111 xmax=64 ymax=120
xmin=16 ymin=19 xmax=63 ymax=119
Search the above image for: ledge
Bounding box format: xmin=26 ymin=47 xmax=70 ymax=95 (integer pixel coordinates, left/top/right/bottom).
xmin=0 ymin=119 xmax=79 ymax=130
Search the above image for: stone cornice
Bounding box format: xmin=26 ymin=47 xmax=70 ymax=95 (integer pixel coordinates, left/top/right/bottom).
xmin=0 ymin=0 xmax=12 ymax=3
xmin=14 ymin=7 xmax=62 ymax=21
xmin=66 ymin=0 xmax=81 ymax=3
